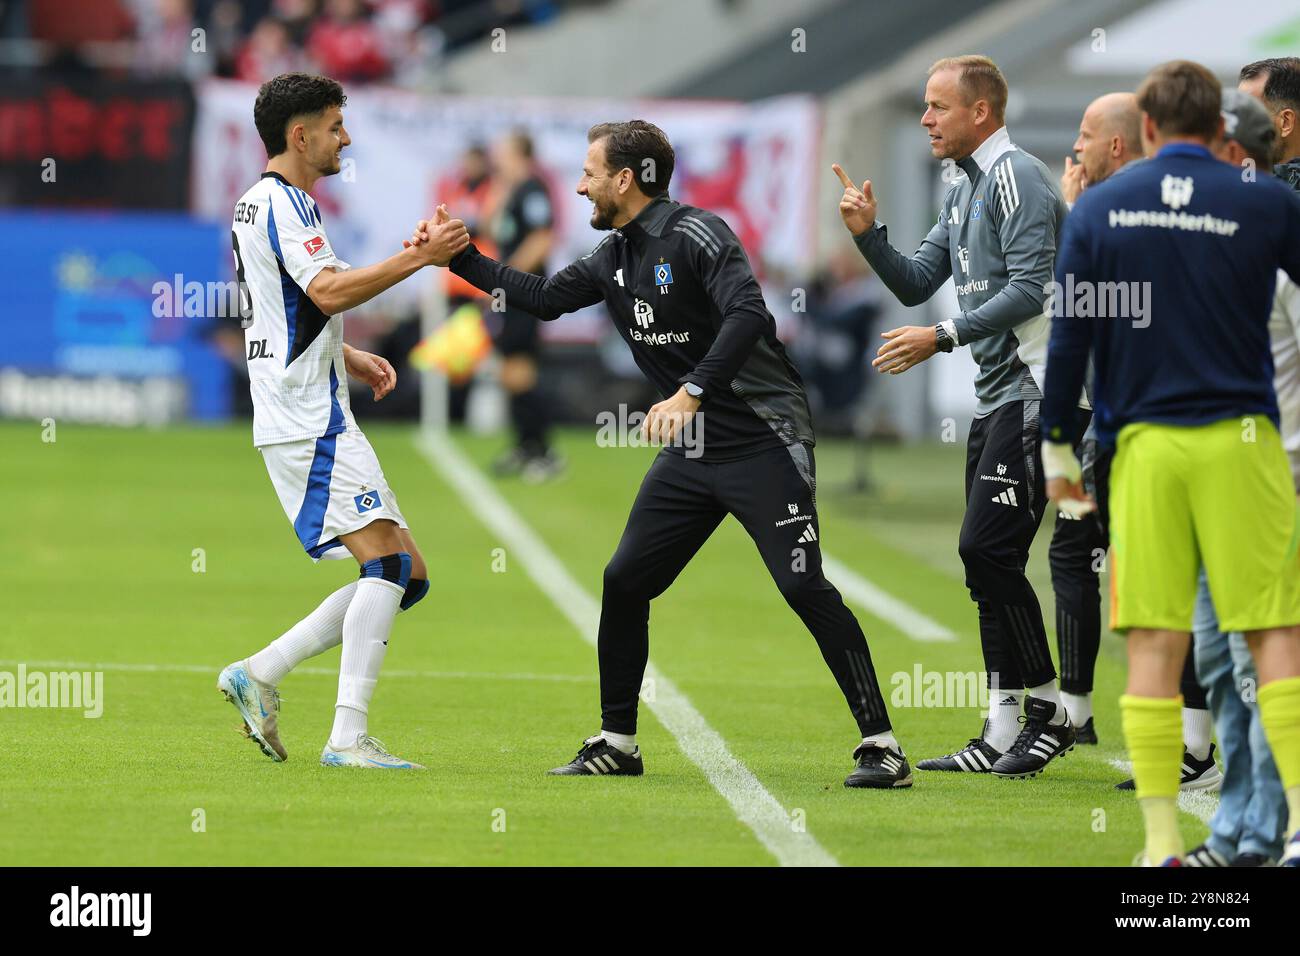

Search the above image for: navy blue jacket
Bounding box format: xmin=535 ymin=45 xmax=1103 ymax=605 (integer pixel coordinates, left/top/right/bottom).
xmin=1042 ymin=144 xmax=1300 ymax=447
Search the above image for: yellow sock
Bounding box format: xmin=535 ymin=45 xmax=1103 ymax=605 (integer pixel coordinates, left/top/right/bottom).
xmin=1121 ymin=693 xmax=1184 ymax=862
xmin=1137 ymin=797 xmax=1180 ymax=863
xmin=1258 ymin=676 xmax=1300 ymax=838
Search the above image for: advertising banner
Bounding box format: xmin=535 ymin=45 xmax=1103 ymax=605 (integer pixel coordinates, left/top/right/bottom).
xmin=0 ymin=211 xmax=231 ymax=425
xmin=192 ymin=80 xmax=821 ymax=335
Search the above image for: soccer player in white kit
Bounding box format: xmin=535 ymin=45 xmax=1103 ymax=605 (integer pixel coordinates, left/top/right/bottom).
xmin=217 ymin=73 xmax=469 ymax=769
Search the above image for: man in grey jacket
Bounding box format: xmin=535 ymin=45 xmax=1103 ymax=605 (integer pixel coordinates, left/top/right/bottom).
xmin=834 ymin=55 xmax=1078 ymax=777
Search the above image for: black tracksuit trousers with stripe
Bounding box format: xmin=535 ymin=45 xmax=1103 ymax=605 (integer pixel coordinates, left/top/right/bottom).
xmin=961 ymin=399 xmax=1067 ymax=691
xmin=597 ymin=442 xmax=892 ymax=739
xmin=1046 ymin=427 xmax=1207 ymax=707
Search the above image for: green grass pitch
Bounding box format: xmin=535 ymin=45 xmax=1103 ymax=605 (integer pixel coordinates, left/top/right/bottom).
xmin=0 ymin=419 xmax=1209 ymax=865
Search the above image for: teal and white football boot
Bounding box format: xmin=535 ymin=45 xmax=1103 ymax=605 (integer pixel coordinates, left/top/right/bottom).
xmin=320 ymin=734 xmax=426 ymax=770
xmin=217 ymin=660 xmax=286 ymax=762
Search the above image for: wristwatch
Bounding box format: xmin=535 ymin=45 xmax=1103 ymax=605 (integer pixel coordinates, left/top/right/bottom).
xmin=933 ymin=323 xmax=955 ymax=353
xmin=684 ymin=381 xmax=706 ymax=401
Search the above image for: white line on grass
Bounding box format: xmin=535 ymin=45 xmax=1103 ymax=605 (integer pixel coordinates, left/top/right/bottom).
xmin=0 ymin=659 xmax=861 ymax=691
xmin=416 ymin=431 xmax=838 ymax=868
xmin=820 ymin=553 xmax=957 ymax=642
xmin=0 ymin=659 xmax=592 ymax=684
xmin=1108 ymin=758 xmax=1219 ymax=824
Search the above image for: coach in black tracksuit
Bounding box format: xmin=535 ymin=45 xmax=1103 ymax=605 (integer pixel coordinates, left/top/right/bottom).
xmin=431 ymin=120 xmax=909 ymax=788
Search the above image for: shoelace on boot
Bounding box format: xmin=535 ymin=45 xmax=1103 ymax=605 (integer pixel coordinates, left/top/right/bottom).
xmin=357 ymin=735 xmax=401 ymax=761
xmin=1005 ymin=715 xmax=1051 ymax=757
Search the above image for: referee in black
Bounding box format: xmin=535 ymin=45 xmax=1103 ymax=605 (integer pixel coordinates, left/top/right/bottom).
xmin=409 ymin=120 xmax=910 ymax=788
xmin=487 ymin=131 xmax=563 ymax=481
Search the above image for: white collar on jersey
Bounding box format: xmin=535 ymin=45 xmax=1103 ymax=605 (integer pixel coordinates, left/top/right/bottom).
xmin=970 ymin=126 xmax=1015 ymax=174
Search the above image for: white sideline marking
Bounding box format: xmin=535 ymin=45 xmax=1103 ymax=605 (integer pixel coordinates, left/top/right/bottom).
xmin=821 ymin=553 xmax=957 ymax=642
xmin=0 ymin=659 xmax=592 ymax=684
xmin=416 ymin=431 xmax=838 ymax=868
xmin=0 ymin=659 xmax=858 ymax=691
xmin=1108 ymin=758 xmax=1219 ymax=824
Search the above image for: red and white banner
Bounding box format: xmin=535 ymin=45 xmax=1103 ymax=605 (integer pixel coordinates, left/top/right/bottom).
xmin=192 ymin=79 xmax=820 ymax=327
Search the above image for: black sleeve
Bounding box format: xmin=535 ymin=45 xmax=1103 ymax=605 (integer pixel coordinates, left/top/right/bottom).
xmin=676 ymin=213 xmax=771 ymax=398
xmin=448 ymin=242 xmax=604 ymax=321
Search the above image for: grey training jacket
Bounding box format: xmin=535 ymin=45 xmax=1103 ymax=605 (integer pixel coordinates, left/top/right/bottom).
xmin=853 ymin=126 xmax=1068 ymax=417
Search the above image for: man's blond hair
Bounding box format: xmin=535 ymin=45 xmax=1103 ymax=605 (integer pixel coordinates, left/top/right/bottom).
xmin=929 ymin=55 xmax=1008 ymax=124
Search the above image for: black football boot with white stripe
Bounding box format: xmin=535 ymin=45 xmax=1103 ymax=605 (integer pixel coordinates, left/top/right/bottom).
xmin=1183 ymin=843 xmax=1231 ymax=867
xmin=844 ymin=742 xmax=912 ymax=789
xmin=1115 ymin=744 xmax=1221 ymax=792
xmin=991 ymin=697 xmax=1075 ymax=778
xmin=548 ymin=735 xmax=644 ymax=776
xmin=915 ymin=721 xmax=1002 ymax=773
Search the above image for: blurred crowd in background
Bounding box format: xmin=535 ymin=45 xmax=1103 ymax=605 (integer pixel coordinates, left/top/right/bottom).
xmin=0 ymin=0 xmax=890 ymax=445
xmin=0 ymin=0 xmax=604 ymax=84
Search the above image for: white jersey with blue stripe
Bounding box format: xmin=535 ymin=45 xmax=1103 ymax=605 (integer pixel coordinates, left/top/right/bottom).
xmin=232 ymin=171 xmax=356 ymax=446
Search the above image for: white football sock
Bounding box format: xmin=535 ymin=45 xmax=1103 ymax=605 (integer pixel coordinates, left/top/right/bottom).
xmin=248 ymin=582 xmax=356 ymax=687
xmin=1183 ymin=706 xmax=1213 ymax=760
xmin=862 ymin=731 xmax=900 ymax=753
xmin=1060 ymin=690 xmax=1093 ymax=726
xmin=601 ymin=730 xmax=637 ymax=754
xmin=986 ymin=688 xmax=1024 ymax=751
xmin=332 ymin=704 xmax=367 ymax=750
xmin=1028 ymin=680 xmax=1066 ymax=724
xmin=329 ymin=577 xmax=403 ymax=750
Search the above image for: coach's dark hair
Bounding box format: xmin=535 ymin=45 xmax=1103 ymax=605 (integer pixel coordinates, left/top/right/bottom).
xmin=254 ymin=73 xmax=347 ymax=158
xmin=588 ymin=120 xmax=675 ymax=197
xmin=1136 ymin=60 xmax=1222 ymax=142
xmin=1240 ymin=57 xmax=1300 ymax=114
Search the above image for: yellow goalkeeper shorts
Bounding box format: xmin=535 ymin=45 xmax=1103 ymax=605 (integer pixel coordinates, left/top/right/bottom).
xmin=1109 ymin=416 xmax=1300 ymax=633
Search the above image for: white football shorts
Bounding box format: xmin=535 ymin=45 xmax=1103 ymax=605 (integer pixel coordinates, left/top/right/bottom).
xmin=260 ymin=427 xmax=408 ymax=561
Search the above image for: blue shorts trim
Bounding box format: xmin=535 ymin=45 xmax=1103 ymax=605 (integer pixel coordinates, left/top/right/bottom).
xmin=293 ymin=433 xmax=337 ymax=554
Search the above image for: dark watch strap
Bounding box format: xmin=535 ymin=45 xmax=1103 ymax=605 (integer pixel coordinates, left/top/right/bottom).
xmin=934 ymin=324 xmax=954 ymax=353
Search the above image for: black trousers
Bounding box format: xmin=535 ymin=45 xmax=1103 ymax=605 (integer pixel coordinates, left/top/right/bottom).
xmin=492 ymin=308 xmax=551 ymax=454
xmin=1046 ymin=429 xmax=1206 ymax=707
xmin=961 ymin=399 xmax=1065 ymax=690
xmin=1048 ymin=432 xmax=1112 ymax=695
xmin=597 ymin=443 xmax=892 ymax=738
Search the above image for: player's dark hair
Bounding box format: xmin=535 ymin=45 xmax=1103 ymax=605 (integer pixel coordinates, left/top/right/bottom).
xmin=588 ymin=120 xmax=675 ymax=197
xmin=1137 ymin=60 xmax=1222 ymax=142
xmin=254 ymin=73 xmax=347 ymax=158
xmin=1240 ymin=57 xmax=1300 ymax=115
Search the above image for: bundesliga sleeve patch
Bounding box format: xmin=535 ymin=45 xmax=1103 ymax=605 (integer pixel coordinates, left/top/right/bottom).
xmin=355 ymin=490 xmax=383 ymax=514
xmin=303 ymin=236 xmax=326 ymax=256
